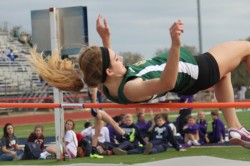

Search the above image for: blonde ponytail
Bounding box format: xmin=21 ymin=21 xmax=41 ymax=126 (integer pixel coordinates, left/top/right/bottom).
xmin=29 ymin=48 xmax=84 ymax=92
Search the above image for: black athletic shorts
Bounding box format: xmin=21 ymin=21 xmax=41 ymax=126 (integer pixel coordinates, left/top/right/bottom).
xmin=181 ymin=52 xmax=220 ymax=95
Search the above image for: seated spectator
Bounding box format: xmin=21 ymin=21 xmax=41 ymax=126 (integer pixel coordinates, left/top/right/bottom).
xmin=23 ymin=124 xmax=47 ymax=160
xmin=40 ymin=119 xmax=78 ymax=160
xmin=27 ymin=125 xmax=45 ymax=151
xmin=112 ymin=114 xmax=152 ymax=155
xmin=106 ymin=115 xmax=122 ymax=144
xmin=183 ymin=116 xmax=200 ymax=146
xmin=207 ymin=110 xmax=226 ymax=144
xmin=119 ymin=114 xmax=126 ymax=127
xmin=0 ymin=123 xmax=24 ymax=161
xmin=8 ymin=49 xmax=15 ymax=61
xmin=161 ymin=113 xmax=183 ymax=144
xmin=176 ymin=95 xmax=194 ymax=137
xmin=63 ymin=119 xmax=78 ymax=158
xmin=161 ymin=113 xmax=177 ymax=136
xmin=81 ymin=121 xmax=93 ymax=137
xmin=146 ymin=114 xmax=181 ymax=154
xmin=136 ymin=112 xmax=153 ymax=138
xmin=196 ymin=111 xmax=209 ymax=144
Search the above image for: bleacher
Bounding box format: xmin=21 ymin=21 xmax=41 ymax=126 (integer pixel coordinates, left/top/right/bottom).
xmin=0 ymin=60 xmax=43 ymax=96
xmin=0 ymin=31 xmax=54 ymax=114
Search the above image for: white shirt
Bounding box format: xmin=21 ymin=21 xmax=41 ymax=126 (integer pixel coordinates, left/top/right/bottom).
xmin=81 ymin=126 xmax=93 ymax=137
xmin=91 ymin=127 xmax=110 ymax=143
xmin=168 ymin=123 xmax=177 ymax=136
xmin=64 ymin=130 xmax=78 ymax=157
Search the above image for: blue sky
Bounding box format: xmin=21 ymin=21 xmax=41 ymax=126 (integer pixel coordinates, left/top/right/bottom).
xmin=1 ymin=0 xmax=250 ymax=59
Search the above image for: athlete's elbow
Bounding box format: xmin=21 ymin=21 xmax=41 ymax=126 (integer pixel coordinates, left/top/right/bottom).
xmin=167 ymin=82 xmax=175 ymax=90
xmin=161 ymin=82 xmax=175 ymax=92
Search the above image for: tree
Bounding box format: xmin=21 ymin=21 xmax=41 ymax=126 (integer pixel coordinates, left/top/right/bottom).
xmin=155 ymin=48 xmax=169 ymax=56
xmin=119 ymin=52 xmax=144 ymax=66
xmin=231 ymin=39 xmax=250 ymax=98
xmin=10 ymin=26 xmax=21 ymax=38
xmin=182 ymin=45 xmax=199 ymax=56
xmin=155 ymin=44 xmax=199 ymax=56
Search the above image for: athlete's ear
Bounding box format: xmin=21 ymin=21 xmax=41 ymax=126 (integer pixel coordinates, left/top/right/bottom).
xmin=106 ymin=68 xmax=114 ymax=77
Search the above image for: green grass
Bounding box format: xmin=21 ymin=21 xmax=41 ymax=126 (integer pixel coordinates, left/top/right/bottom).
xmin=14 ymin=109 xmax=250 ymax=138
xmin=3 ymin=109 xmax=250 ymax=165
xmin=0 ymin=147 xmax=249 ymax=165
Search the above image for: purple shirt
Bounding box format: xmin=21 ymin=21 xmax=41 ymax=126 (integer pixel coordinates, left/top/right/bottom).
xmin=183 ymin=124 xmax=199 ymax=134
xmin=106 ymin=124 xmax=118 ymax=143
xmin=136 ymin=120 xmax=152 ymax=134
xmin=209 ymin=118 xmax=226 ymax=142
xmin=196 ymin=119 xmax=208 ymax=135
xmin=178 ymin=95 xmax=194 ymax=103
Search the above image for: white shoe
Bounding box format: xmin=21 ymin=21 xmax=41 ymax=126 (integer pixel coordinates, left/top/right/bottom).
xmin=39 ymin=154 xmax=46 ymax=160
xmin=13 ymin=155 xmax=21 ymax=161
xmin=192 ymin=140 xmax=200 ymax=146
xmin=187 ymin=140 xmax=192 ymax=146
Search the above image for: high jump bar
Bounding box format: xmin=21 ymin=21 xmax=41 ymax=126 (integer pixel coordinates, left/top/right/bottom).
xmin=0 ymin=102 xmax=249 ymax=109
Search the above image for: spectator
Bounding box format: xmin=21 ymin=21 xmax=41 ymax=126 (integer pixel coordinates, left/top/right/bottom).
xmin=23 ymin=125 xmax=47 ymax=160
xmin=161 ymin=113 xmax=177 ymax=136
xmin=112 ymin=114 xmax=152 ymax=155
xmin=8 ymin=49 xmax=15 ymax=61
xmin=27 ymin=125 xmax=45 ymax=151
xmin=106 ymin=115 xmax=122 ymax=144
xmin=176 ymin=95 xmax=194 ymax=137
xmin=136 ymin=112 xmax=154 ymax=138
xmin=237 ymin=85 xmax=248 ymax=111
xmin=183 ymin=116 xmax=200 ymax=146
xmin=146 ymin=114 xmax=181 ymax=154
xmin=40 ymin=119 xmax=78 ymax=160
xmin=0 ymin=123 xmax=24 ymax=161
xmin=63 ymin=119 xmax=78 ymax=158
xmin=81 ymin=121 xmax=93 ymax=137
xmin=1 ymin=50 xmax=8 ymax=61
xmin=196 ymin=111 xmax=209 ymax=144
xmin=207 ymin=110 xmax=226 ymax=144
xmin=239 ymin=85 xmax=247 ymax=101
xmin=119 ymin=114 xmax=126 ymax=127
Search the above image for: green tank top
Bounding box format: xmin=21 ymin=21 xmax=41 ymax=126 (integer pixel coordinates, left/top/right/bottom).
xmin=103 ymin=47 xmax=198 ymax=104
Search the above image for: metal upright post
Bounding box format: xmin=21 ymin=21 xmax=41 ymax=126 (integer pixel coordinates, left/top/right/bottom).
xmin=49 ymin=7 xmax=65 ymax=160
xmin=197 ymin=0 xmax=203 ymax=54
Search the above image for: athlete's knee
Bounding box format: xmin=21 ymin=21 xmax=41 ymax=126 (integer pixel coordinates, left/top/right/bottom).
xmin=91 ymin=108 xmax=103 ymax=120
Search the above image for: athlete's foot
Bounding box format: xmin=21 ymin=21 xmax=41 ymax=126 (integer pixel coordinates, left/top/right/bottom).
xmin=90 ymin=153 xmax=104 ymax=159
xmin=228 ymin=127 xmax=250 ymax=149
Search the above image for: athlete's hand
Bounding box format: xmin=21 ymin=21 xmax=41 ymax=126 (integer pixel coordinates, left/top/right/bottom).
xmin=96 ymin=14 xmax=111 ymax=43
xmin=169 ymin=20 xmax=184 ymax=47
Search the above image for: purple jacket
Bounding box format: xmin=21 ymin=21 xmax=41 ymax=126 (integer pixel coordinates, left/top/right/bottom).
xmin=106 ymin=124 xmax=120 ymax=143
xmin=136 ymin=120 xmax=152 ymax=134
xmin=209 ymin=118 xmax=226 ymax=142
xmin=196 ymin=119 xmax=208 ymax=136
xmin=183 ymin=124 xmax=199 ymax=134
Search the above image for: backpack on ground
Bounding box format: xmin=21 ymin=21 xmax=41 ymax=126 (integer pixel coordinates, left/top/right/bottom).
xmin=79 ymin=136 xmax=92 ymax=157
xmin=23 ymin=142 xmax=43 ymax=160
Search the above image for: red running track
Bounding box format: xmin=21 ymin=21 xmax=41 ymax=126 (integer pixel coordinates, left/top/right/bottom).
xmin=0 ymin=108 xmax=148 ymax=126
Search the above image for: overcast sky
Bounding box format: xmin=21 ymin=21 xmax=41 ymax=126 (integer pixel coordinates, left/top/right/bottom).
xmin=1 ymin=0 xmax=250 ymax=58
